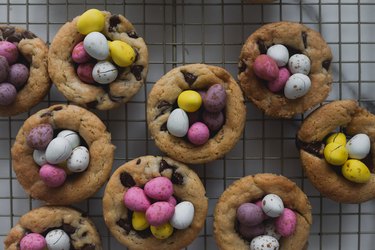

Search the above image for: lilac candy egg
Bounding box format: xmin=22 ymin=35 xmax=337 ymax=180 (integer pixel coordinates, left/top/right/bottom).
xmin=77 ymin=62 xmax=95 ymax=84
xmin=267 ymin=67 xmax=290 ymax=93
xmin=0 ymin=55 xmax=9 ymax=82
xmin=144 ymin=176 xmax=173 ymax=201
xmin=203 ymin=84 xmax=227 ymax=113
xmin=187 ymin=122 xmax=210 ymax=146
xmin=145 ymin=201 xmax=175 ymax=226
xmin=255 ymin=200 xmax=269 ymax=220
xmin=123 ymin=187 xmax=151 ymax=212
xmin=26 ymin=123 xmax=53 ymax=150
xmin=20 ymin=233 xmax=47 ymax=250
xmin=0 ymin=41 xmax=18 ymax=65
xmin=238 ymin=223 xmax=265 ymax=240
xmin=236 ymin=203 xmax=264 ymax=226
xmin=0 ymin=82 xmax=16 ymax=106
xmin=8 ymin=63 xmax=29 ymax=88
xmin=187 ymin=110 xmax=201 ymax=126
xmin=253 ymin=54 xmax=279 ymax=81
xmin=274 ymin=208 xmax=297 ymax=237
xmin=202 ymin=110 xmax=224 ymax=131
xmin=39 ymin=164 xmax=67 ymax=188
xmin=72 ymin=41 xmax=92 ymax=63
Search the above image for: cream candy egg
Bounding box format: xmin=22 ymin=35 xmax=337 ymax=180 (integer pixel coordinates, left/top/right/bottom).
xmin=92 ymin=61 xmax=118 ymax=84
xmin=264 ymin=221 xmax=281 ymax=240
xmin=346 ymin=134 xmax=371 ymax=160
xmin=262 ymin=194 xmax=284 ymax=218
xmin=288 ymin=54 xmax=311 ymax=75
xmin=267 ymin=44 xmax=289 ymax=67
xmin=67 ymin=146 xmax=90 ymax=172
xmin=284 ymin=73 xmax=311 ymax=99
xmin=83 ymin=31 xmax=109 ymax=60
xmin=170 ymin=201 xmax=195 ymax=230
xmin=45 ymin=137 xmax=73 ymax=164
xmin=250 ymin=235 xmax=280 ymax=250
xmin=45 ymin=229 xmax=70 ymax=250
xmin=33 ymin=150 xmax=47 ymax=166
xmin=167 ymin=108 xmax=189 ymax=137
xmin=57 ymin=130 xmax=80 ymax=149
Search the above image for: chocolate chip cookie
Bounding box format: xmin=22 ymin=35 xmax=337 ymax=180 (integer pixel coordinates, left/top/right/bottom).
xmin=48 ymin=11 xmax=148 ymax=110
xmin=214 ymin=174 xmax=312 ymax=250
xmin=297 ymin=100 xmax=375 ymax=203
xmin=147 ymin=64 xmax=246 ymax=164
xmin=11 ymin=104 xmax=115 ymax=205
xmin=0 ymin=26 xmax=50 ymax=116
xmin=4 ymin=206 xmax=102 ymax=250
xmin=238 ymin=22 xmax=332 ymax=118
xmin=103 ymin=156 xmax=208 ymax=250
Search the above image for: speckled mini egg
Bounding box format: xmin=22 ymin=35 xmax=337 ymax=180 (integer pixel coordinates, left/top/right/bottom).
xmin=250 ymin=235 xmax=279 ymax=250
xmin=264 ymin=220 xmax=281 ymax=240
xmin=267 ymin=44 xmax=289 ymax=67
xmin=92 ymin=61 xmax=118 ymax=84
xmin=284 ymin=73 xmax=311 ymax=99
xmin=83 ymin=31 xmax=109 ymax=60
xmin=66 ymin=146 xmax=90 ymax=172
xmin=57 ymin=130 xmax=81 ymax=149
xmin=288 ymin=54 xmax=311 ymax=75
xmin=262 ymin=194 xmax=284 ymax=218
xmin=45 ymin=229 xmax=70 ymax=250
xmin=45 ymin=137 xmax=73 ymax=165
xmin=26 ymin=124 xmax=54 ymax=150
xmin=33 ymin=150 xmax=47 ymax=166
xmin=346 ymin=133 xmax=371 ymax=160
xmin=20 ymin=233 xmax=46 ymax=250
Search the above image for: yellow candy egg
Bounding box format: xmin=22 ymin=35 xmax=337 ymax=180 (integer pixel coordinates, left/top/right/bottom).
xmin=150 ymin=223 xmax=173 ymax=240
xmin=323 ymin=142 xmax=348 ymax=166
xmin=177 ymin=90 xmax=202 ymax=112
xmin=132 ymin=211 xmax=149 ymax=231
xmin=326 ymin=132 xmax=346 ymax=146
xmin=342 ymin=159 xmax=371 ymax=183
xmin=77 ymin=9 xmax=105 ymax=35
xmin=108 ymin=40 xmax=136 ymax=67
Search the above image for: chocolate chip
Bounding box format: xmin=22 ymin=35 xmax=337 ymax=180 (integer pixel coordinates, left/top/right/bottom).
xmin=62 ymin=223 xmax=76 ymax=234
xmin=80 ymin=244 xmax=96 ymax=250
xmin=40 ymin=111 xmax=52 ymax=118
xmin=7 ymin=33 xmax=22 ymax=43
xmin=155 ymin=101 xmax=172 ymax=119
xmin=322 ymin=60 xmax=331 ymax=71
xmin=86 ymin=100 xmax=99 ymax=109
xmin=160 ymin=122 xmax=167 ymax=131
xmin=302 ymin=31 xmax=308 ymax=49
xmin=109 ymin=15 xmax=121 ymax=32
xmin=284 ymin=45 xmax=301 ymax=57
xmin=22 ymin=30 xmax=36 ymax=39
xmin=295 ymin=137 xmax=324 ymax=158
xmin=159 ymin=159 xmax=175 ymax=172
xmin=120 ymin=172 xmax=136 ymax=188
xmin=81 ymin=231 xmax=88 ymax=237
xmin=109 ymin=94 xmax=124 ymax=103
xmin=157 ymin=100 xmax=171 ymax=109
xmin=1 ymin=26 xmax=15 ymax=37
xmin=171 ymin=172 xmax=184 ymax=185
xmin=136 ymin=158 xmax=141 ymax=165
xmin=53 ymin=106 xmax=63 ymax=111
xmin=117 ymin=219 xmax=131 ymax=234
xmin=137 ymin=228 xmax=152 ymax=238
xmin=131 ymin=65 xmax=143 ymax=81
xmin=127 ymin=31 xmax=139 ymax=39
xmin=182 ymin=71 xmax=197 ymax=85
xmin=256 ymin=40 xmax=267 ymax=54
xmin=238 ymin=60 xmax=246 ymax=74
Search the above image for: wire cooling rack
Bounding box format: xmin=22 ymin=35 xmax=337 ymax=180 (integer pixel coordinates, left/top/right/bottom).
xmin=1 ymin=0 xmax=375 ymax=249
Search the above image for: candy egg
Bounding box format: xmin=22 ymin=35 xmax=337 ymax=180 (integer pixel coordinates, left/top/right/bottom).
xmin=77 ymin=9 xmax=105 ymax=35
xmin=146 ymin=201 xmax=175 ymax=226
xmin=238 ymin=223 xmax=265 ymax=240
xmin=275 ymin=208 xmax=297 ymax=237
xmin=267 ymin=67 xmax=290 ymax=93
xmin=342 ymin=159 xmax=371 ymax=184
xmin=187 ymin=110 xmax=201 ymax=126
xmin=326 ymin=132 xmax=347 ymax=146
xmin=284 ymin=73 xmax=311 ymax=99
xmin=167 ymin=108 xmax=189 ymax=137
xmin=27 ymin=124 xmax=53 ymax=150
xmin=262 ymin=194 xmax=284 ymax=218
xmin=77 ymin=62 xmax=95 ymax=84
xmin=346 ymin=134 xmax=371 ymax=160
xmin=250 ymin=235 xmax=280 ymax=250
xmin=144 ymin=176 xmax=173 ymax=201
xmin=45 ymin=137 xmax=73 ymax=165
xmin=202 ymin=111 xmax=224 ymax=131
xmin=187 ymin=122 xmax=210 ymax=146
xmin=0 ymin=82 xmax=17 ymax=106
xmin=236 ymin=203 xmax=264 ymax=226
xmin=92 ymin=61 xmax=118 ymax=84
xmin=132 ymin=211 xmax=150 ymax=231
xmin=267 ymin=44 xmax=289 ymax=67
xmin=253 ymin=54 xmax=279 ymax=81
xmin=170 ymin=201 xmax=195 ymax=230
xmin=323 ymin=142 xmax=348 ymax=166
xmin=72 ymin=41 xmax=92 ymax=63
xmin=8 ymin=63 xmax=29 ymax=88
xmin=33 ymin=150 xmax=47 ymax=166
xmin=124 ymin=187 xmax=151 ymax=212
xmin=0 ymin=41 xmax=18 ymax=65
xmin=203 ymin=84 xmax=227 ymax=113
xmin=83 ymin=32 xmax=109 ymax=60
xmin=167 ymin=196 xmax=177 ymax=206
xmin=0 ymin=56 xmax=9 ymax=82
xmin=45 ymin=229 xmax=70 ymax=250
xmin=255 ymin=200 xmax=269 ymax=220
xmin=57 ymin=130 xmax=81 ymax=149
xmin=67 ymin=146 xmax=90 ymax=172
xmin=39 ymin=164 xmax=67 ymax=188
xmin=177 ymin=90 xmax=202 ymax=112
xmin=288 ymin=54 xmax=311 ymax=75
xmin=150 ymin=223 xmax=173 ymax=240
xmin=20 ymin=233 xmax=47 ymax=250
xmin=264 ymin=221 xmax=281 ymax=240
xmin=108 ymin=40 xmax=136 ymax=67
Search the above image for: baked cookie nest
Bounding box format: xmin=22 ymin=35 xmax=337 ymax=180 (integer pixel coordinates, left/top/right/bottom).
xmin=238 ymin=21 xmax=332 ymax=118
xmin=213 ymin=174 xmax=312 ymax=250
xmin=0 ymin=26 xmax=50 ymax=116
xmin=147 ymin=64 xmax=246 ymax=164
xmin=48 ymin=11 xmax=148 ymax=110
xmin=103 ymin=156 xmax=208 ymax=250
xmin=11 ymin=104 xmax=115 ymax=205
xmin=297 ymin=100 xmax=375 ymax=203
xmin=4 ymin=206 xmax=102 ymax=250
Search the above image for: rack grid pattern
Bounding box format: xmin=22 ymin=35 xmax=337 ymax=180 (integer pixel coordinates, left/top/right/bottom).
xmin=1 ymin=0 xmax=375 ymax=249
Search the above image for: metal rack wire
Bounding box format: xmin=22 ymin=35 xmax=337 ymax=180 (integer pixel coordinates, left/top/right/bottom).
xmin=1 ymin=0 xmax=375 ymax=249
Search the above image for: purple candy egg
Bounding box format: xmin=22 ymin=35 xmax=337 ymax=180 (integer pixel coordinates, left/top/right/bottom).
xmin=187 ymin=122 xmax=210 ymax=146
xmin=77 ymin=62 xmax=95 ymax=84
xmin=238 ymin=223 xmax=265 ymax=241
xmin=0 ymin=82 xmax=16 ymax=106
xmin=8 ymin=63 xmax=29 ymax=88
xmin=0 ymin=41 xmax=19 ymax=65
xmin=202 ymin=110 xmax=224 ymax=131
xmin=72 ymin=41 xmax=92 ymax=64
xmin=187 ymin=109 xmax=201 ymax=126
xmin=20 ymin=233 xmax=47 ymax=250
xmin=39 ymin=164 xmax=67 ymax=188
xmin=0 ymin=55 xmax=9 ymax=82
xmin=203 ymin=84 xmax=227 ymax=113
xmin=26 ymin=123 xmax=54 ymax=150
xmin=236 ymin=203 xmax=264 ymax=226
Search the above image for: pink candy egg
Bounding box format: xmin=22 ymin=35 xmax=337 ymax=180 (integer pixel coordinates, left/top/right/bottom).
xmin=255 ymin=200 xmax=269 ymax=220
xmin=275 ymin=208 xmax=297 ymax=237
xmin=39 ymin=164 xmax=67 ymax=188
xmin=144 ymin=177 xmax=173 ymax=201
xmin=123 ymin=187 xmax=151 ymax=212
xmin=0 ymin=41 xmax=18 ymax=65
xmin=145 ymin=201 xmax=175 ymax=226
xmin=77 ymin=62 xmax=95 ymax=84
xmin=188 ymin=122 xmax=210 ymax=145
xmin=20 ymin=233 xmax=47 ymax=250
xmin=253 ymin=54 xmax=279 ymax=81
xmin=72 ymin=41 xmax=92 ymax=63
xmin=267 ymin=67 xmax=290 ymax=93
xmin=167 ymin=196 xmax=177 ymax=206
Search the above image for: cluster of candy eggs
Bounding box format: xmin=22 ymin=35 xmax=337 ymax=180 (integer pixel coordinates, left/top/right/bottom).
xmin=0 ymin=40 xmax=30 ymax=106
xmin=19 ymin=229 xmax=71 ymax=250
xmin=27 ymin=124 xmax=89 ymax=187
xmin=323 ymin=132 xmax=372 ymax=183
xmin=253 ymin=44 xmax=311 ymax=99
xmin=167 ymin=83 xmax=227 ymax=145
xmin=124 ymin=177 xmax=195 ymax=239
xmin=72 ymin=9 xmax=136 ymax=84
xmin=236 ymin=194 xmax=297 ymax=250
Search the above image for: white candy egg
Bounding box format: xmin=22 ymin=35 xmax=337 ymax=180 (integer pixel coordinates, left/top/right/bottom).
xmin=45 ymin=137 xmax=73 ymax=165
xmin=170 ymin=201 xmax=194 ymax=230
xmin=167 ymin=108 xmax=189 ymax=137
xmin=33 ymin=150 xmax=47 ymax=166
xmin=346 ymin=134 xmax=371 ymax=160
xmin=267 ymin=44 xmax=289 ymax=67
xmin=288 ymin=54 xmax=311 ymax=75
xmin=45 ymin=229 xmax=70 ymax=250
xmin=92 ymin=61 xmax=118 ymax=84
xmin=264 ymin=221 xmax=281 ymax=240
xmin=57 ymin=130 xmax=80 ymax=149
xmin=262 ymin=194 xmax=284 ymax=218
xmin=284 ymin=73 xmax=311 ymax=99
xmin=250 ymin=235 xmax=280 ymax=250
xmin=83 ymin=31 xmax=109 ymax=60
xmin=67 ymin=146 xmax=90 ymax=172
